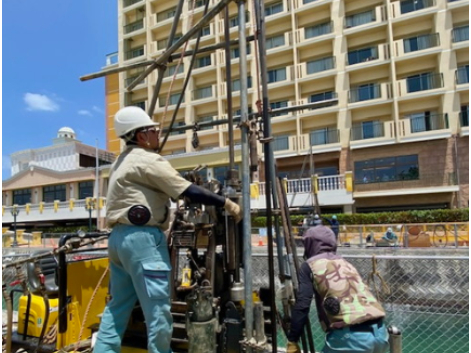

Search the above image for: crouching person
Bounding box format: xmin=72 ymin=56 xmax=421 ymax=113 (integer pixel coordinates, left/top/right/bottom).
xmin=287 ymin=226 xmax=389 ymax=353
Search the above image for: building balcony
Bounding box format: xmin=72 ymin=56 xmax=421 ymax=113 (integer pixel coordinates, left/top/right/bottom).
xmin=191 ymin=84 xmax=218 ymax=104
xmin=267 ymin=66 xmax=295 ymax=89
xmin=350 ymin=121 xmax=396 ymax=149
xmin=346 ymin=44 xmax=390 ymax=71
xmin=296 ymin=57 xmax=336 ymax=81
xmin=123 ymin=0 xmax=145 ymax=11
xmin=252 ymin=173 xmax=354 ymax=209
xmin=297 ymin=130 xmax=342 ymax=154
xmin=294 ymin=0 xmax=332 ymax=11
xmin=123 ymin=18 xmax=145 ymax=38
xmin=390 ymin=0 xmax=437 ymax=20
xmin=344 ymin=6 xmax=386 ymax=33
xmin=393 ymin=33 xmax=441 ymax=58
xmin=124 ymin=46 xmax=146 ymax=62
xmin=397 ymin=113 xmax=452 ymax=143
xmin=348 ymin=83 xmax=392 ymax=106
xmin=452 ymin=25 xmax=469 ymax=50
xmin=397 ymin=73 xmax=444 ymax=98
xmin=105 ymin=52 xmax=118 ymax=67
xmin=265 ymin=0 xmax=291 ymax=24
xmin=447 ymin=0 xmax=468 ymax=9
xmin=295 ymin=24 xmax=334 ymax=48
xmin=266 ymin=32 xmax=293 ymax=54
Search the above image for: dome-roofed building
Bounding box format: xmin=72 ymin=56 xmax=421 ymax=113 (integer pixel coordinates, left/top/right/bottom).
xmin=9 ymin=127 xmax=115 ymax=176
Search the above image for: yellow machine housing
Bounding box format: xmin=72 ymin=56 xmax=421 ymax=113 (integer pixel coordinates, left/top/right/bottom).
xmin=17 ymin=295 xmax=59 ymax=337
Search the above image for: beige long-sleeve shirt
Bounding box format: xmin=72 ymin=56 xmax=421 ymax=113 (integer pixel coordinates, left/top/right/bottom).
xmin=106 ymin=145 xmax=192 ymax=230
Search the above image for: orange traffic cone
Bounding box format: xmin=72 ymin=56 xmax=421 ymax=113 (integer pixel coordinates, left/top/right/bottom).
xmin=258 ymin=236 xmax=264 ymax=246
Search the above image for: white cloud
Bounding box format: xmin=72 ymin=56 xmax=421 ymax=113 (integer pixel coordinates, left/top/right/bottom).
xmin=92 ymin=106 xmax=104 ymax=114
xmin=78 ymin=110 xmax=92 ymax=116
xmin=24 ymin=93 xmax=60 ymax=112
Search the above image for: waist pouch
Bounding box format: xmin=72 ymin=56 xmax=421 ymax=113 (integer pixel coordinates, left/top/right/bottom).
xmin=128 ymin=205 xmax=151 ymax=226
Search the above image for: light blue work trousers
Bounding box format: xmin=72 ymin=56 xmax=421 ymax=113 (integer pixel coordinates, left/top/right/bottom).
xmin=321 ymin=321 xmax=389 ymax=353
xmin=94 ymin=224 xmax=173 ymax=353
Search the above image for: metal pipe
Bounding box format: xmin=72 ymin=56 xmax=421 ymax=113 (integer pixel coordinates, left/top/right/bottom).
xmin=238 ymin=0 xmax=253 ymax=349
xmin=147 ymin=0 xmax=185 ymax=116
xmin=224 ymin=6 xmax=235 ymax=170
xmin=252 ymin=0 xmax=278 ymax=350
xmin=126 ymin=0 xmax=235 ymax=92
xmin=79 ymin=37 xmax=256 ymax=83
xmin=159 ymin=0 xmax=211 ymax=153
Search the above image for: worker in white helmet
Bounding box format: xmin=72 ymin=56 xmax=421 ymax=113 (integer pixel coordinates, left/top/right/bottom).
xmin=94 ymin=106 xmax=242 ymax=353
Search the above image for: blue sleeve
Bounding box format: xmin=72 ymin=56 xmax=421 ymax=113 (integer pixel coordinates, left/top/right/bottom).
xmin=287 ymin=262 xmax=314 ymax=342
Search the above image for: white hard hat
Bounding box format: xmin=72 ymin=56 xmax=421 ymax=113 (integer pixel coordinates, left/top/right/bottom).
xmin=114 ymin=106 xmax=159 ymax=137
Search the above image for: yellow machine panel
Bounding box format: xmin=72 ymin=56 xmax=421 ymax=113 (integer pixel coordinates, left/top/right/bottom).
xmin=17 ymin=295 xmax=59 ymax=337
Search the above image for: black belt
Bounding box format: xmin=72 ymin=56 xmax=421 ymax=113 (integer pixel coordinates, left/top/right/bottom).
xmin=349 ymin=318 xmax=383 ymax=332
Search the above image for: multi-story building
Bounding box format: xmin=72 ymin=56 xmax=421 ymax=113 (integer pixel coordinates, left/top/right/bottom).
xmin=2 ymin=128 xmax=115 ymax=229
xmin=107 ymin=0 xmax=469 ymax=213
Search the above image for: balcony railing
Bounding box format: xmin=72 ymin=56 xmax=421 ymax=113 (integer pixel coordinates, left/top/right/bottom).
xmin=403 ymin=33 xmax=440 ymax=53
xmin=345 ymin=9 xmax=375 ymax=28
xmin=125 ymin=46 xmax=145 ymax=60
xmin=105 ymin=52 xmax=118 ymax=66
xmin=406 ymin=73 xmax=443 ymax=93
xmin=306 ymin=56 xmax=335 ymax=74
xmin=351 ymin=122 xmax=385 ymax=141
xmin=399 ymin=0 xmax=435 ymax=14
xmin=409 ymin=113 xmax=449 ymax=133
xmin=124 ymin=19 xmax=144 ymax=34
xmin=349 ymin=84 xmax=381 ymax=103
xmin=309 ymin=128 xmax=339 ymax=146
xmin=452 ymin=26 xmax=469 ymax=43
xmin=124 ymin=0 xmax=143 ymax=7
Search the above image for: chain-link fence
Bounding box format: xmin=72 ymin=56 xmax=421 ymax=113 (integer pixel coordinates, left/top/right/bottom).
xmin=3 ymin=250 xmax=469 ymax=353
xmin=250 ymin=253 xmax=469 ymax=353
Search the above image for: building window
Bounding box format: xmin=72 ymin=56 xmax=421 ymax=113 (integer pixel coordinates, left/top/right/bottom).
xmin=351 ymin=120 xmax=384 ymax=140
xmin=354 ymin=155 xmax=419 ymax=184
xmin=195 ymin=55 xmax=211 ymax=68
xmin=305 ymin=22 xmax=332 ymax=38
xmin=345 ymin=10 xmax=375 ymax=28
xmin=460 ymin=105 xmax=469 ymax=127
xmin=229 ymin=12 xmax=250 ymax=28
xmin=232 ymin=77 xmax=252 ymax=91
xmin=13 ymin=188 xmax=32 ymax=205
xmin=230 ymin=44 xmax=251 ymax=58
xmin=79 ymin=181 xmax=94 ymax=199
xmin=197 ymin=115 xmax=215 ymax=130
xmin=406 ymin=112 xmax=447 ymax=133
xmin=452 ymin=25 xmax=469 ymax=43
xmin=169 ymin=121 xmax=186 ymax=135
xmin=403 ymin=33 xmax=439 ymax=53
xmin=43 ymin=184 xmax=66 ymax=202
xmin=160 ymin=93 xmax=184 ymax=107
xmin=350 ymin=83 xmax=380 ymax=102
xmin=266 ymin=34 xmax=285 ymax=50
xmin=273 ymin=135 xmax=289 ymax=151
xmin=400 ymin=0 xmax=433 ymax=14
xmin=456 ymin=65 xmax=469 ymax=84
xmin=265 ymin=1 xmax=283 ymax=16
xmin=164 ymin=64 xmax=184 ymax=77
xmin=157 ymin=7 xmax=177 ymax=22
xmin=270 ymin=100 xmax=289 ymax=117
xmin=347 ymin=47 xmax=378 ymax=65
xmin=310 ymin=128 xmax=338 ymax=145
xmin=194 ymin=86 xmax=213 ymax=100
xmin=125 ymin=46 xmax=144 ymax=60
xmin=406 ymin=72 xmax=443 ymax=92
xmin=307 ymin=56 xmax=335 ymax=74
xmin=267 ymin=67 xmax=287 ymax=83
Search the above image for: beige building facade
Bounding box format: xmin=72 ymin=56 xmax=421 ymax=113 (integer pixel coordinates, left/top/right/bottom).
xmin=108 ymin=0 xmax=469 ymax=212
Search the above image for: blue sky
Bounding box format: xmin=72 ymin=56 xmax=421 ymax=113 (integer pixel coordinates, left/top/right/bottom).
xmin=2 ymin=1 xmax=118 ymax=180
